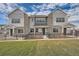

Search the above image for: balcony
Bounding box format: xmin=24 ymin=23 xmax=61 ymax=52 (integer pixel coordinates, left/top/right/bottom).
xmin=32 ymin=17 xmax=48 ymax=26
xmin=34 ymin=22 xmax=47 ymax=26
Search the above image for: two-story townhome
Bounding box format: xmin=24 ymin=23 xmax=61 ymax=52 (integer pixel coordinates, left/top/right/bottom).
xmin=8 ymin=8 xmax=75 ymax=38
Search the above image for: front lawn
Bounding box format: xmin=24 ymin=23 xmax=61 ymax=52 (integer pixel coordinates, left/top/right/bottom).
xmin=0 ymin=40 xmax=79 ymax=56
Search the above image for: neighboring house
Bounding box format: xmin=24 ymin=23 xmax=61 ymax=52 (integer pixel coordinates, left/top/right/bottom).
xmin=0 ymin=25 xmax=8 ymax=37
xmin=0 ymin=25 xmax=6 ymax=34
xmin=0 ymin=25 xmax=5 ymax=34
xmin=8 ymin=8 xmax=75 ymax=38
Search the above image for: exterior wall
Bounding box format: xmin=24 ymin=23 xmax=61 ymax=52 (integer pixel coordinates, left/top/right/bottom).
xmin=29 ymin=17 xmax=34 ymax=28
xmin=8 ymin=9 xmax=25 ymax=27
xmin=29 ymin=16 xmax=48 ymax=28
xmin=47 ymin=10 xmax=68 ymax=35
xmin=47 ymin=13 xmax=53 ymax=34
xmin=14 ymin=27 xmax=24 ymax=34
xmin=52 ymin=26 xmax=62 ymax=34
xmin=8 ymin=8 xmax=70 ymax=38
xmin=24 ymin=14 xmax=30 ymax=34
xmin=53 ymin=10 xmax=68 ymax=26
xmin=8 ymin=9 xmax=25 ymax=36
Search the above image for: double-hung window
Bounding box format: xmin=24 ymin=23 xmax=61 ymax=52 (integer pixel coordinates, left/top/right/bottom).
xmin=12 ymin=19 xmax=20 ymax=23
xmin=30 ymin=28 xmax=34 ymax=32
xmin=56 ymin=18 xmax=65 ymax=22
xmin=18 ymin=29 xmax=23 ymax=33
xmin=53 ymin=28 xmax=58 ymax=32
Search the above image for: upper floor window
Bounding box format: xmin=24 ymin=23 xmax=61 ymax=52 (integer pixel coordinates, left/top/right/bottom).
xmin=12 ymin=19 xmax=20 ymax=23
xmin=56 ymin=18 xmax=65 ymax=22
xmin=35 ymin=18 xmax=47 ymax=22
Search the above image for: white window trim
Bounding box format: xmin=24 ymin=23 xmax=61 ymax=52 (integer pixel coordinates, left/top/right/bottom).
xmin=53 ymin=27 xmax=59 ymax=33
xmin=56 ymin=18 xmax=65 ymax=22
xmin=12 ymin=19 xmax=20 ymax=23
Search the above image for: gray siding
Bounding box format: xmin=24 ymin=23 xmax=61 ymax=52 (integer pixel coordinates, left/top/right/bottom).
xmin=24 ymin=14 xmax=30 ymax=34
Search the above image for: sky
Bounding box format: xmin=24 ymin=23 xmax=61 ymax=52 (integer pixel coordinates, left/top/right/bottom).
xmin=0 ymin=3 xmax=79 ymax=27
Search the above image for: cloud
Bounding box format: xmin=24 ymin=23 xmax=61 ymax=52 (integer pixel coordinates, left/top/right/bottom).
xmin=65 ymin=4 xmax=79 ymax=26
xmin=0 ymin=3 xmax=18 ymax=14
xmin=70 ymin=3 xmax=79 ymax=8
xmin=58 ymin=3 xmax=68 ymax=6
xmin=28 ymin=3 xmax=58 ymax=15
xmin=0 ymin=3 xmax=27 ymax=15
xmin=0 ymin=3 xmax=19 ymax=24
xmin=29 ymin=3 xmax=72 ymax=15
xmin=67 ymin=6 xmax=79 ymax=21
xmin=19 ymin=6 xmax=27 ymax=13
xmin=0 ymin=13 xmax=8 ymax=24
xmin=27 ymin=10 xmax=51 ymax=15
xmin=0 ymin=3 xmax=29 ymax=24
xmin=0 ymin=3 xmax=79 ymax=26
xmin=29 ymin=3 xmax=79 ymax=27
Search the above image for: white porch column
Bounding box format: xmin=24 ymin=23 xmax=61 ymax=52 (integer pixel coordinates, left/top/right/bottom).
xmin=8 ymin=28 xmax=10 ymax=36
xmin=13 ymin=28 xmax=15 ymax=36
xmin=34 ymin=27 xmax=36 ymax=37
xmin=62 ymin=26 xmax=64 ymax=35
xmin=73 ymin=27 xmax=75 ymax=37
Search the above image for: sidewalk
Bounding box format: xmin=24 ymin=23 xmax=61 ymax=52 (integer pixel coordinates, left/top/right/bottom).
xmin=0 ymin=37 xmax=79 ymax=42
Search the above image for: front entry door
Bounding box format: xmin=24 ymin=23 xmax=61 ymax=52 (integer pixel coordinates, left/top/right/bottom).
xmin=10 ymin=29 xmax=13 ymax=36
xmin=42 ymin=28 xmax=45 ymax=35
xmin=64 ymin=28 xmax=67 ymax=35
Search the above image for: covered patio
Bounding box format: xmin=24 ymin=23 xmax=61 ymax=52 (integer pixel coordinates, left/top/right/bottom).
xmin=63 ymin=23 xmax=75 ymax=37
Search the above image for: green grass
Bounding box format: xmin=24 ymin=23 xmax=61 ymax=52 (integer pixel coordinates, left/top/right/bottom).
xmin=0 ymin=40 xmax=79 ymax=56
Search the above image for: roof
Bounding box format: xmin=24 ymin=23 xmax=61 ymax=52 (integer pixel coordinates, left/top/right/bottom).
xmin=48 ymin=8 xmax=67 ymax=15
xmin=64 ymin=23 xmax=75 ymax=27
xmin=8 ymin=8 xmax=28 ymax=16
xmin=55 ymin=8 xmax=67 ymax=15
xmin=8 ymin=8 xmax=68 ymax=17
xmin=29 ymin=15 xmax=48 ymax=18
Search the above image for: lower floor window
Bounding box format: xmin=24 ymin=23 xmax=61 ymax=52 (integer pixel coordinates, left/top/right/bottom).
xmin=30 ymin=28 xmax=34 ymax=32
xmin=36 ymin=28 xmax=38 ymax=32
xmin=18 ymin=29 xmax=23 ymax=33
xmin=53 ymin=28 xmax=58 ymax=32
